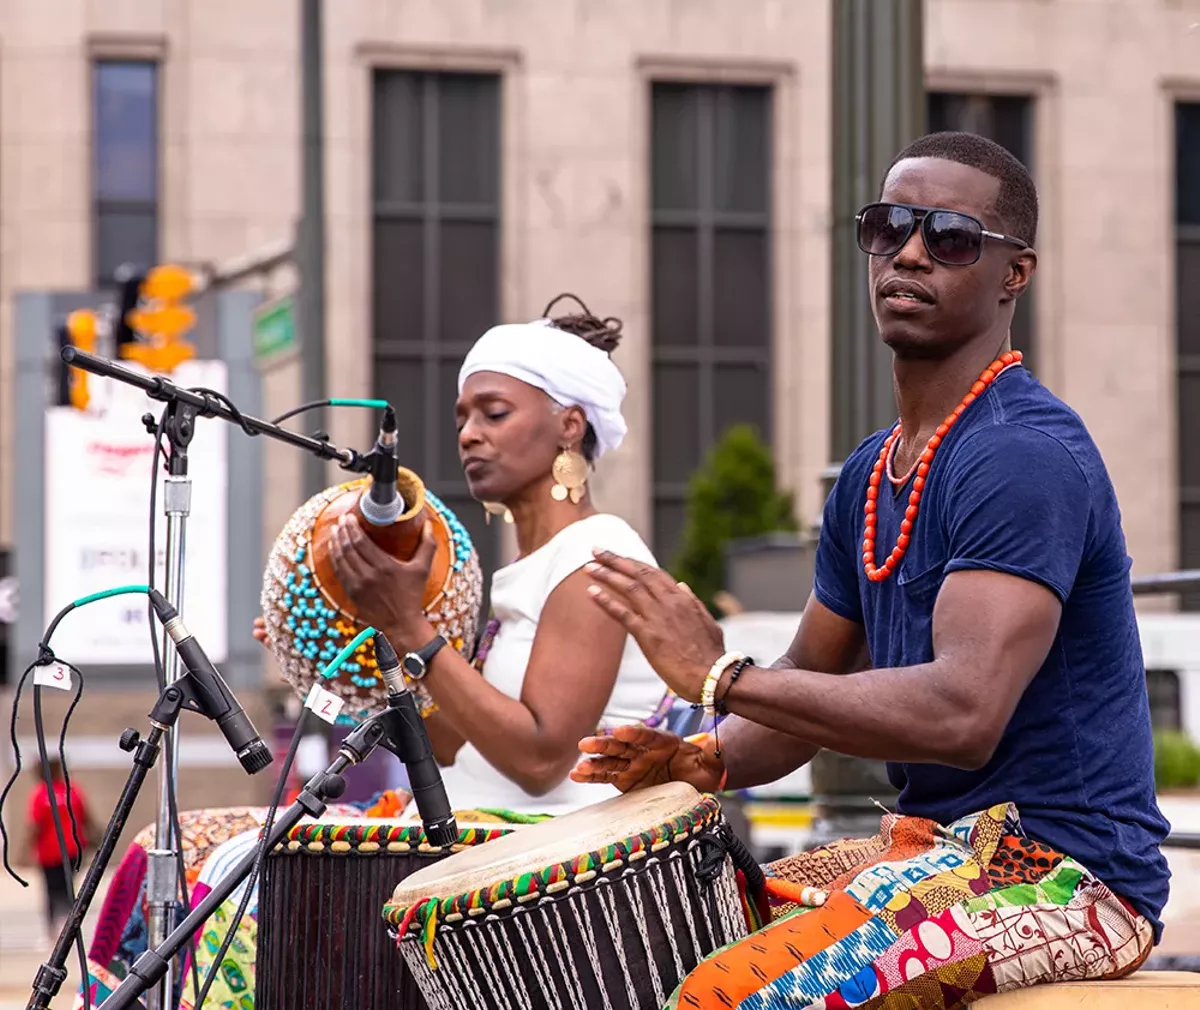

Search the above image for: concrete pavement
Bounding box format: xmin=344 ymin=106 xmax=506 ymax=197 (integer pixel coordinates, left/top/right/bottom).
xmin=0 ymin=867 xmax=114 ymax=1010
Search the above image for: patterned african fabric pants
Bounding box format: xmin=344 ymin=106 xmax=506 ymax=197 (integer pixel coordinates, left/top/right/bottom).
xmin=668 ymin=802 xmax=1153 ymax=1010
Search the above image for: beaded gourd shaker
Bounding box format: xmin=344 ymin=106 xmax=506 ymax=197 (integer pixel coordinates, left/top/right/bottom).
xmin=261 ymin=468 xmax=483 ymax=724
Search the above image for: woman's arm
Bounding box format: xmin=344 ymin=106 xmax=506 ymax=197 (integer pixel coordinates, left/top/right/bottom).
xmin=394 ymin=568 xmax=628 ymax=796
xmin=422 ymin=709 xmax=467 ymax=767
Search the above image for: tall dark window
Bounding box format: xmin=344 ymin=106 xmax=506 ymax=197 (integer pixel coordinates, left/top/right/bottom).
xmin=650 ymin=83 xmax=773 ymax=563
xmin=928 ymin=93 xmax=1035 ymax=366
xmin=1176 ymin=103 xmax=1200 ymax=609
xmin=1146 ymin=669 xmax=1182 ymax=731
xmin=372 ymin=71 xmax=501 ymax=598
xmin=93 ymin=61 xmax=159 ymax=287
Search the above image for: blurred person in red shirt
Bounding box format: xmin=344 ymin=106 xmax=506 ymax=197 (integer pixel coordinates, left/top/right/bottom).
xmin=25 ymin=757 xmax=96 ymax=933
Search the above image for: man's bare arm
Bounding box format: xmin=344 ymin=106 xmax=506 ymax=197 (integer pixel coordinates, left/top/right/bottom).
xmin=720 ymin=594 xmax=869 ymax=790
xmin=721 ymin=570 xmax=1060 ymax=770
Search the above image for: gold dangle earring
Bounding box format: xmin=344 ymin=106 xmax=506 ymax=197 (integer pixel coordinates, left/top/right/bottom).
xmin=551 ymin=447 xmax=589 ymax=504
xmin=483 ymin=501 xmax=513 ymax=525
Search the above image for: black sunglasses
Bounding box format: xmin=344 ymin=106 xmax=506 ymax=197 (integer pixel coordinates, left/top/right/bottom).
xmin=856 ymin=202 xmax=1029 ymax=266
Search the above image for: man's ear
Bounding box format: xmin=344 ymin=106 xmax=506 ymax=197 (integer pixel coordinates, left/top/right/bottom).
xmin=1001 ymin=248 xmax=1038 ymax=303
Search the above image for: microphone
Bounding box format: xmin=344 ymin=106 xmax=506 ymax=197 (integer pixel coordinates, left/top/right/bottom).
xmin=359 ymin=405 xmax=405 ymax=527
xmin=373 ymin=633 xmax=458 ymax=847
xmin=148 ymin=589 xmax=274 ymax=775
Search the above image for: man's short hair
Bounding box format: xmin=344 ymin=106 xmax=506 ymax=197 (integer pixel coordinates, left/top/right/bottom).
xmin=886 ymin=131 xmax=1039 ymax=246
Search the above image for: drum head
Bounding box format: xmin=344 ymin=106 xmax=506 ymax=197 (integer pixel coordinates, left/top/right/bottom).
xmin=389 ymin=782 xmax=703 ymax=905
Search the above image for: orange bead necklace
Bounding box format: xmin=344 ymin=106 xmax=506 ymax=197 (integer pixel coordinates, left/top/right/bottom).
xmin=863 ymin=350 xmax=1023 ymax=583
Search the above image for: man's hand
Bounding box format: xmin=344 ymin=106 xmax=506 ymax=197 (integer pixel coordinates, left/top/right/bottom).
xmin=570 ymin=725 xmax=724 ymax=794
xmin=584 ymin=550 xmax=726 ymax=701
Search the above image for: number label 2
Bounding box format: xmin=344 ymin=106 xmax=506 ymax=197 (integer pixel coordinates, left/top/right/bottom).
xmin=305 ymin=683 xmax=344 ymax=725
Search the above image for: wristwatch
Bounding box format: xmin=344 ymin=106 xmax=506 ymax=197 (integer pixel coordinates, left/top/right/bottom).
xmin=401 ymin=634 xmax=447 ymax=681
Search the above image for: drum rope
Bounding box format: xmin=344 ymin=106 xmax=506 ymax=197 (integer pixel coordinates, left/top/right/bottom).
xmin=407 ymin=947 xmax=454 ymax=1010
xmin=567 ymin=898 xmax=617 ymax=1010
xmin=549 ymin=902 xmax=592 ymax=1009
xmin=596 ymin=879 xmax=642 ymax=1008
xmin=445 ymin=928 xmax=492 ymax=1009
xmin=502 ymin=914 xmax=545 ymax=1010
xmin=715 ymin=865 xmax=747 ymax=947
xmin=643 ymin=860 xmax=687 ymax=983
xmin=621 ymin=869 xmax=666 ymax=1009
xmin=667 ymin=854 xmax=700 ymax=964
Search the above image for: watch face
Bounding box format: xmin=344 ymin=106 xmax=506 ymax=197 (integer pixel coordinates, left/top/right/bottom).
xmin=402 ymin=654 xmax=426 ymax=680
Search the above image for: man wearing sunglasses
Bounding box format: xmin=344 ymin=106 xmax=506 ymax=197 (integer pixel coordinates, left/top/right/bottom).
xmin=574 ymin=131 xmax=1170 ymax=1006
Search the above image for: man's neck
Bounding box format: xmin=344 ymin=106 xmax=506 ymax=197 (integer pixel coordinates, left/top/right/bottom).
xmin=891 ymin=331 xmax=1012 ymax=470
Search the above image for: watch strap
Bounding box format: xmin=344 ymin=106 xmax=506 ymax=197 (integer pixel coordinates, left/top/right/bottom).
xmin=417 ymin=634 xmax=448 ymax=664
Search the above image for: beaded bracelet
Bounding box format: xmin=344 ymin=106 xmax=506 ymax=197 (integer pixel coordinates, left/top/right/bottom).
xmin=701 ymin=652 xmax=746 ymax=716
xmin=713 ymin=657 xmax=754 ymax=717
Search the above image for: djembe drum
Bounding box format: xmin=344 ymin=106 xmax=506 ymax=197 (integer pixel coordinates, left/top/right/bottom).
xmin=384 ymin=783 xmax=758 ymax=1010
xmin=261 ymin=468 xmax=483 ymax=723
xmin=257 ymin=817 xmax=527 ymax=1010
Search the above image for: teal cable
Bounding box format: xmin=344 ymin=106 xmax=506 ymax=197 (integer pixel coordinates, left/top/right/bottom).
xmin=71 ymin=585 xmax=150 ymax=608
xmin=318 ymin=625 xmax=377 ymax=680
xmin=329 ymin=398 xmax=389 ymax=409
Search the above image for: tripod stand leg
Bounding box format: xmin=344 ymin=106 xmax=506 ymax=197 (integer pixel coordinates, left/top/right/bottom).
xmin=98 ymin=714 xmax=404 ymax=1010
xmin=25 ymin=713 xmax=174 ymax=1010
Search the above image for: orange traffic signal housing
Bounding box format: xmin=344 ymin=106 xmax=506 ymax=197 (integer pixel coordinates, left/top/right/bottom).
xmin=65 ymin=309 xmax=97 ymax=409
xmin=119 ymin=264 xmax=198 ymax=373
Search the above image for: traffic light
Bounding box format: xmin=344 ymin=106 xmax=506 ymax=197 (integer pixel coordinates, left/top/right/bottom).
xmin=112 ymin=267 xmax=146 ymax=355
xmin=119 ymin=264 xmax=197 ymax=374
xmin=58 ymin=309 xmax=98 ymax=410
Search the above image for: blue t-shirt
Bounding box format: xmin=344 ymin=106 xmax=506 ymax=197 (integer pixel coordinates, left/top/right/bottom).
xmin=814 ymin=365 xmax=1171 ymax=937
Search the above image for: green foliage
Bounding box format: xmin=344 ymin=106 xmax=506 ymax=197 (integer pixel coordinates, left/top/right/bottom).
xmin=1154 ymin=730 xmax=1200 ymax=791
xmin=671 ymin=424 xmax=798 ymax=612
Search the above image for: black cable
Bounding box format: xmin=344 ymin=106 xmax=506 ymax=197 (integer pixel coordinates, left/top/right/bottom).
xmin=149 ymin=406 xmax=169 ymax=691
xmin=54 ymin=664 xmax=87 ymax=870
xmin=33 ymin=679 xmax=91 ymax=1010
xmin=0 ymin=596 xmax=81 ymax=884
xmin=0 ymin=663 xmax=37 ymax=885
xmin=270 ymin=399 xmax=331 ymax=426
xmin=193 ymin=714 xmax=308 ymax=1008
xmin=188 ymin=387 xmax=257 ymax=438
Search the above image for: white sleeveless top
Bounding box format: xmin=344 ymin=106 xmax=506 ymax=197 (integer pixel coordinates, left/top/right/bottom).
xmin=438 ymin=513 xmax=667 ymax=816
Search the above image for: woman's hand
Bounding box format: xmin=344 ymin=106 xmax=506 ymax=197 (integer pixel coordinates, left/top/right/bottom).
xmin=328 ymin=513 xmax=438 ymax=646
xmin=584 ymin=551 xmax=726 ymax=702
xmin=253 ymin=617 xmax=269 ymax=648
xmin=570 ymin=725 xmax=724 ymax=794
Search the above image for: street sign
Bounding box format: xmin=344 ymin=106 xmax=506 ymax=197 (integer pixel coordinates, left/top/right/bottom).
xmin=253 ymin=296 xmax=296 ymax=362
xmin=0 ymin=576 xmax=17 ymax=624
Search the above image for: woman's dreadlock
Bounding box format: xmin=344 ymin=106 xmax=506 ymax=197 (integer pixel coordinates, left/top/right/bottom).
xmin=541 ymin=293 xmax=624 ymax=461
xmin=542 ymin=293 xmax=624 ymax=355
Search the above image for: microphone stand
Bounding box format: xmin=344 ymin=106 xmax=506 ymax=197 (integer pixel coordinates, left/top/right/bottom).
xmin=97 ymin=702 xmax=437 ymax=1010
xmin=144 ymin=391 xmax=190 ymax=1010
xmin=58 ymin=348 xmax=377 ymax=1010
xmin=26 ymin=671 xmax=261 ymax=1010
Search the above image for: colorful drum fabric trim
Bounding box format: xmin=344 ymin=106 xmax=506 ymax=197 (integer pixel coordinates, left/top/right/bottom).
xmin=278 ymin=821 xmax=513 ymax=854
xmin=383 ymin=794 xmax=724 ymax=932
xmin=668 ymin=801 xmax=1154 ymax=1010
xmin=386 ymin=785 xmax=750 ymax=1010
xmin=261 ymin=479 xmax=483 ymax=723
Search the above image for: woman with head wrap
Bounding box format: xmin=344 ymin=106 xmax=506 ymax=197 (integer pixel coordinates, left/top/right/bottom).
xmin=315 ymin=296 xmax=668 ymax=815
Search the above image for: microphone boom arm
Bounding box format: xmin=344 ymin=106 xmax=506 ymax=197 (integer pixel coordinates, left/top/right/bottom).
xmin=59 ymin=346 xmax=372 ymax=473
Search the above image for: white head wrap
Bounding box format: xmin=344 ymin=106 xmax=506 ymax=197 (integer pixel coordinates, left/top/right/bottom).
xmin=457 ymin=318 xmax=628 ymax=458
